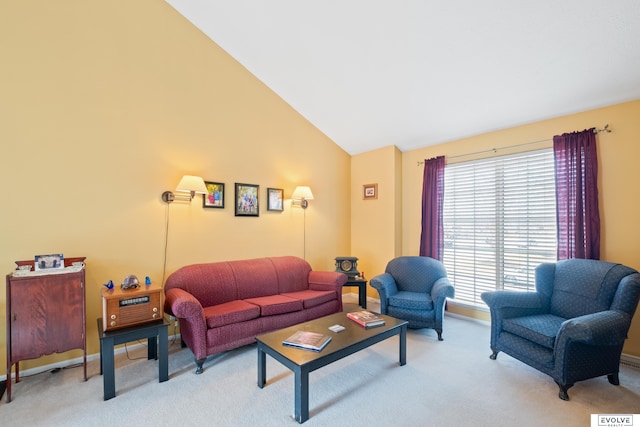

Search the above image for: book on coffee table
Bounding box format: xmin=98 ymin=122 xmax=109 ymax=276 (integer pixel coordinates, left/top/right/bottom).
xmin=347 ymin=310 xmax=386 ymax=328
xmin=282 ymin=331 xmax=332 ymax=352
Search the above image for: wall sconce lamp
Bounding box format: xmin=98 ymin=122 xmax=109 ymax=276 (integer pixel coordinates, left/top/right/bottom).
xmin=161 ymin=175 xmax=208 ymax=203
xmin=291 ymin=186 xmax=314 ymax=209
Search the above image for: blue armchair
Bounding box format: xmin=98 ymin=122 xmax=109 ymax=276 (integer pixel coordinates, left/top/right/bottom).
xmin=481 ymin=258 xmax=640 ymax=400
xmin=370 ymin=256 xmax=454 ymax=340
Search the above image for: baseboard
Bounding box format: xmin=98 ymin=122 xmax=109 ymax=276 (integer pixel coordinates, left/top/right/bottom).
xmin=343 ymin=291 xmax=378 ymax=307
xmin=621 ymin=353 xmax=640 ymax=370
xmin=0 ymin=333 xmax=181 ymax=382
xmin=446 ymin=311 xmax=491 ymax=325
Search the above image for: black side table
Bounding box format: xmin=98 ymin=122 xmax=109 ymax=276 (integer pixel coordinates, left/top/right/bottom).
xmin=343 ymin=277 xmax=368 ymax=308
xmin=97 ymin=318 xmax=169 ymax=400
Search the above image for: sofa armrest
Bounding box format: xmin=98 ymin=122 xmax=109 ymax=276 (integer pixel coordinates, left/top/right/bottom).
xmin=165 ymin=288 xmax=205 ymax=319
xmin=164 ymin=288 xmax=209 ymax=360
xmin=556 ymin=310 xmax=631 ymax=347
xmin=308 ymin=271 xmax=347 ymax=291
xmin=309 ymin=271 xmax=346 ymax=312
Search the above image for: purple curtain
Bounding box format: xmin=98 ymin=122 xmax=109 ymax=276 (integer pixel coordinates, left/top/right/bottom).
xmin=553 ymin=128 xmax=600 ymax=260
xmin=420 ymin=156 xmax=445 ymax=260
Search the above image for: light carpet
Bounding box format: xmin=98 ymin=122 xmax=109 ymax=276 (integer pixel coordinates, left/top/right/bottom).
xmin=2 ymin=299 xmax=639 ymax=427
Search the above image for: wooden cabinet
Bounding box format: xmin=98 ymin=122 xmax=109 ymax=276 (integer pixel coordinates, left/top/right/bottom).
xmin=5 ymin=257 xmax=87 ymax=402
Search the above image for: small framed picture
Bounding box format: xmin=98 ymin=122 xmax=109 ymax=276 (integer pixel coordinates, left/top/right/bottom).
xmin=235 ymin=183 xmax=259 ymax=216
xmin=203 ymin=181 xmax=225 ymax=209
xmin=363 ymin=183 xmax=378 ymax=200
xmin=34 ymin=254 xmax=65 ymax=271
xmin=267 ymin=188 xmax=284 ymax=211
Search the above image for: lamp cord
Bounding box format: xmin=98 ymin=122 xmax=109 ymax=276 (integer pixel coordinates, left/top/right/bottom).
xmin=162 ymin=202 xmax=170 ymax=286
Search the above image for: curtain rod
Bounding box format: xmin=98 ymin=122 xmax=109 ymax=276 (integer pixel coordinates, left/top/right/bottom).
xmin=417 ymin=124 xmax=612 ymax=166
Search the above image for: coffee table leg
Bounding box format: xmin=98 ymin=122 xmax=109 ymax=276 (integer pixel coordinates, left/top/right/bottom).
xmin=399 ymin=324 xmax=407 ymax=366
xmin=257 ymin=344 xmax=266 ymax=388
xmin=294 ymin=366 xmax=310 ymax=423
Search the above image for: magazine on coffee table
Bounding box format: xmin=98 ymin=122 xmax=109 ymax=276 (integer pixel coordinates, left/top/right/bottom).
xmin=347 ymin=310 xmax=386 ymax=328
xmin=282 ymin=331 xmax=332 ymax=352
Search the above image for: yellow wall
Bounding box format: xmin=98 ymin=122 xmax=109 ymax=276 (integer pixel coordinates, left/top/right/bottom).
xmin=0 ymin=0 xmax=351 ymax=373
xmin=351 ymin=146 xmax=402 ymax=299
xmin=401 ymin=100 xmax=640 ymax=356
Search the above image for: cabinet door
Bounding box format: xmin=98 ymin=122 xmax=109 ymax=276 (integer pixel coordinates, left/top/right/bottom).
xmin=45 ymin=273 xmax=85 ymax=353
xmin=10 ymin=273 xmax=84 ymax=361
xmin=10 ymin=278 xmax=48 ymax=361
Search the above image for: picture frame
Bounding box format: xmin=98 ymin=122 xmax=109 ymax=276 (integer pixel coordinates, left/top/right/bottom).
xmin=363 ymin=183 xmax=378 ymax=200
xmin=267 ymin=188 xmax=284 ymax=211
xmin=203 ymin=181 xmax=225 ymax=209
xmin=34 ymin=254 xmax=65 ymax=271
xmin=235 ymin=183 xmax=259 ymax=216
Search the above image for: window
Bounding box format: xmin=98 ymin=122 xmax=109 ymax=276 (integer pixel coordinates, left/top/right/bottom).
xmin=442 ymin=149 xmax=557 ymax=308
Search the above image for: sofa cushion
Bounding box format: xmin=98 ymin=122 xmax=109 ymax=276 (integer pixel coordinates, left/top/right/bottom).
xmin=244 ymin=294 xmax=303 ymax=316
xmin=502 ymin=314 xmax=566 ymax=349
xmin=204 ymin=300 xmax=261 ymax=328
xmin=280 ymin=290 xmax=336 ymax=309
xmin=388 ymin=291 xmax=434 ymax=310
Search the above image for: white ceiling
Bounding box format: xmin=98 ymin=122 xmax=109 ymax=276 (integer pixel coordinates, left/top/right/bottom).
xmin=166 ymin=0 xmax=640 ymax=155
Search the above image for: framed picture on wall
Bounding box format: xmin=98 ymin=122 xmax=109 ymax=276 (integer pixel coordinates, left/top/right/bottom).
xmin=363 ymin=183 xmax=378 ymax=200
xmin=203 ymin=181 xmax=225 ymax=209
xmin=267 ymin=188 xmax=284 ymax=211
xmin=235 ymin=183 xmax=259 ymax=216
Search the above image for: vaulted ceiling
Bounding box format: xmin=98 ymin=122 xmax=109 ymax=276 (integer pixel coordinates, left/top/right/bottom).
xmin=166 ymin=1 xmax=640 ymax=155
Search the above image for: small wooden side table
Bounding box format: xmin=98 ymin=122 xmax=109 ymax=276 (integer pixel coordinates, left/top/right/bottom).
xmin=97 ymin=318 xmax=169 ymax=400
xmin=343 ymin=277 xmax=368 ymax=308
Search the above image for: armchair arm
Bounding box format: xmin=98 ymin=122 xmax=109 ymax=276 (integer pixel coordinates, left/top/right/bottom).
xmin=432 ymin=277 xmax=455 ymax=335
xmin=556 ymin=310 xmax=631 ymax=347
xmin=431 ymin=277 xmax=455 ymax=301
xmin=483 ymin=290 xmax=545 ymax=342
xmin=482 ymin=290 xmax=546 ymax=350
xmin=370 ymin=273 xmax=398 ymax=314
xmin=481 ymin=290 xmax=545 ymax=317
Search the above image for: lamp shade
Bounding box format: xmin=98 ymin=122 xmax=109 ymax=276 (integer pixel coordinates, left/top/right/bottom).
xmin=176 ymin=175 xmax=208 ymax=195
xmin=292 ymin=186 xmax=314 ymax=200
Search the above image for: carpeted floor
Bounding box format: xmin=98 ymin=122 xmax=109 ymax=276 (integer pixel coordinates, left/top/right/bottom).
xmin=1 ymin=297 xmax=639 ymax=426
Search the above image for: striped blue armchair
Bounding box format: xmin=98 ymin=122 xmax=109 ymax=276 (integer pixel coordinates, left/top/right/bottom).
xmin=370 ymin=256 xmax=454 ymax=340
xmin=481 ymin=258 xmax=640 ymax=400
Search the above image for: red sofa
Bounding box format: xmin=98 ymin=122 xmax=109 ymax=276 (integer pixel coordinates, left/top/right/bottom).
xmin=164 ymin=256 xmax=346 ymax=373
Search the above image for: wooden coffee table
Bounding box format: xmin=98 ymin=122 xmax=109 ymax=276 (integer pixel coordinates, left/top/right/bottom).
xmin=256 ymin=311 xmax=408 ymax=423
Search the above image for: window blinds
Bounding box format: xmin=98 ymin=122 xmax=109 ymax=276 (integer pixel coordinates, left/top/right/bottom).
xmin=442 ymin=149 xmax=557 ymax=307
